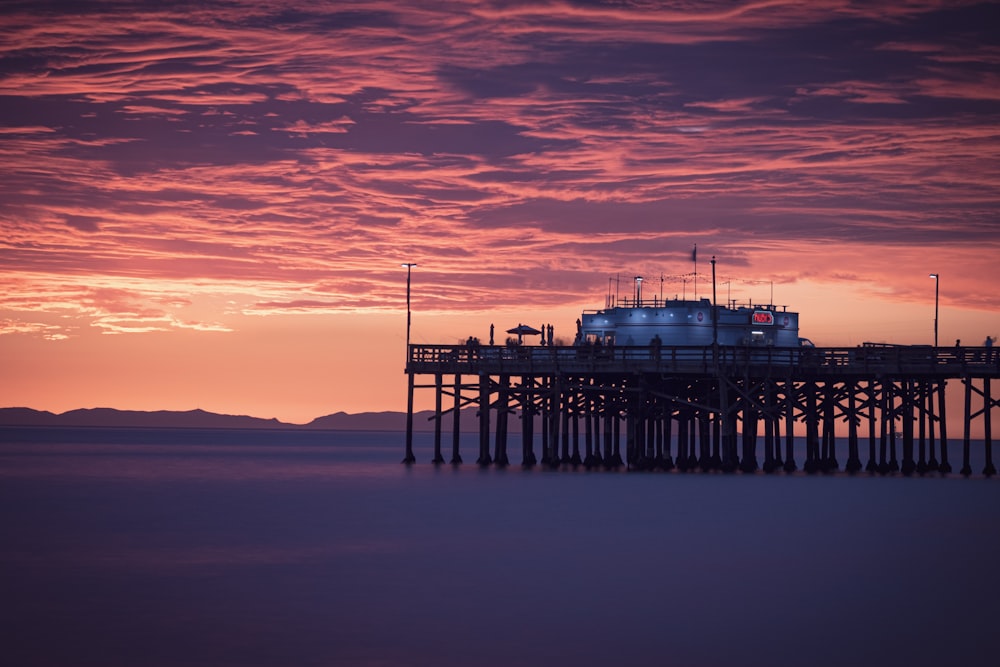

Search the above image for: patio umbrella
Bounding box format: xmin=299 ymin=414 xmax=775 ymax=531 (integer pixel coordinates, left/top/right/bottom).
xmin=506 ymin=323 xmax=542 ymax=343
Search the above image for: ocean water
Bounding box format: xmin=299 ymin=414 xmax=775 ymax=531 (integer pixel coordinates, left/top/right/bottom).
xmin=2 ymin=427 xmax=999 ymax=667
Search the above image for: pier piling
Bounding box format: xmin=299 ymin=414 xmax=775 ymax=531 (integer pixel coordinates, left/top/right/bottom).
xmin=405 ymin=343 xmax=998 ymax=476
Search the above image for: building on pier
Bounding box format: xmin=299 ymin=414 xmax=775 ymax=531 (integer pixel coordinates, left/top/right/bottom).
xmin=580 ymin=297 xmax=802 ymax=348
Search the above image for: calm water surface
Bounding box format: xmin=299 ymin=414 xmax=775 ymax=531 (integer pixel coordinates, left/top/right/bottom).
xmin=2 ymin=427 xmax=999 ymax=667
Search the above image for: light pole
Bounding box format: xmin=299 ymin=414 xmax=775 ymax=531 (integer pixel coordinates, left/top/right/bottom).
xmin=402 ymin=263 xmax=417 ymax=358
xmin=929 ymin=273 xmax=939 ymax=347
xmin=401 ymin=262 xmax=417 ymax=464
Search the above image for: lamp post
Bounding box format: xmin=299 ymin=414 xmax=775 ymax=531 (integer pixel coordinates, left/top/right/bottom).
xmin=401 ymin=262 xmax=417 ymax=464
xmin=929 ymin=273 xmax=939 ymax=347
xmin=402 ymin=263 xmax=417 ymax=359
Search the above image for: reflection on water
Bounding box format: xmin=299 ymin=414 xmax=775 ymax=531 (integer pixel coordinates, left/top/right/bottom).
xmin=2 ymin=427 xmax=999 ymax=667
xmin=0 ymin=444 xmax=395 ymax=483
xmin=0 ymin=428 xmax=403 ymax=482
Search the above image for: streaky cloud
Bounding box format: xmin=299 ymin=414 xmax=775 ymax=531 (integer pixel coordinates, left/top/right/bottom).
xmin=0 ymin=0 xmax=997 ymax=339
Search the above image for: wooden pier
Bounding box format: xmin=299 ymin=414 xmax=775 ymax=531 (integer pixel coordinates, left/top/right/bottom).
xmin=403 ymin=344 xmax=999 ymax=476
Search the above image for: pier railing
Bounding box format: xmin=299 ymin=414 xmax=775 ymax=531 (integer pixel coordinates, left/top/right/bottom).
xmin=408 ymin=344 xmax=998 ymax=377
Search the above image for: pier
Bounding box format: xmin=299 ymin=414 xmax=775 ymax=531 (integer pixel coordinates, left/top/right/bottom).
xmin=403 ymin=343 xmax=999 ymax=476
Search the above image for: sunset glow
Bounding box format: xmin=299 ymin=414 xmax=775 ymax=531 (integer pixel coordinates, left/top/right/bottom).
xmin=2 ymin=1 xmax=998 ymax=422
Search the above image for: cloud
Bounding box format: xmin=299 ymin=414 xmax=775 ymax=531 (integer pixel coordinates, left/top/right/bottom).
xmin=65 ymin=215 xmax=102 ymax=232
xmin=0 ymin=318 xmax=69 ymax=340
xmin=0 ymin=0 xmax=997 ymax=341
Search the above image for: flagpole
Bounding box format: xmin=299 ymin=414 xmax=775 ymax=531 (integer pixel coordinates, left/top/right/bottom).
xmin=693 ymin=243 xmax=698 ymax=300
xmin=711 ymin=255 xmax=718 ymax=346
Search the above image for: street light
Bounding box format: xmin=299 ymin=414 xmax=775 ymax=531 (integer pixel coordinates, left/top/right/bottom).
xmin=401 ymin=262 xmax=418 ymax=465
xmin=402 ymin=263 xmax=417 ymax=358
xmin=929 ymin=273 xmax=939 ymax=347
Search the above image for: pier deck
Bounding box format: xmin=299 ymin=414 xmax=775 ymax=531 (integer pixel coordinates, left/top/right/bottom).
xmin=404 ymin=344 xmax=999 ymax=476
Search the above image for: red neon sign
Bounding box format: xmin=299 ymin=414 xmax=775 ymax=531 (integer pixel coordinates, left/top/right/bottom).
xmin=752 ymin=311 xmax=774 ymax=325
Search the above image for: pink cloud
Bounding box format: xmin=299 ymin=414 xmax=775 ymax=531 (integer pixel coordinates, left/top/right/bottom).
xmin=0 ymin=0 xmax=996 ymax=334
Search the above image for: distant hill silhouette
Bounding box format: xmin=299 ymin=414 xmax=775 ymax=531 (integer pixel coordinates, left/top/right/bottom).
xmin=305 ymin=411 xmax=408 ymax=430
xmin=0 ymin=407 xmax=455 ymax=431
xmin=0 ymin=407 xmax=289 ymax=429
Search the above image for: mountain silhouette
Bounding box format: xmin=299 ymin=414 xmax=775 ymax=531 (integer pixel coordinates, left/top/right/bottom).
xmin=0 ymin=407 xmax=455 ymax=431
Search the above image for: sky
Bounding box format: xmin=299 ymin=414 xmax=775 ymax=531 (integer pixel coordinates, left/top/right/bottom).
xmin=1 ymin=0 xmax=999 ymax=423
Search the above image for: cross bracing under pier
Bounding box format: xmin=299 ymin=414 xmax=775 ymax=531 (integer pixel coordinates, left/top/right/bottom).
xmin=403 ymin=344 xmax=999 ymax=477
